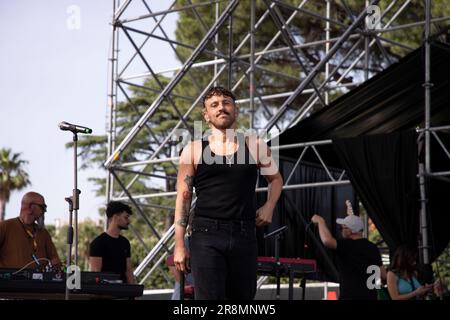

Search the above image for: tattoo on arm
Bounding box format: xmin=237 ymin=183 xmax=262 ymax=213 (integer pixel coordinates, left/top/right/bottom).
xmin=176 ymin=218 xmax=188 ymax=228
xmin=183 ymin=191 xmax=191 ymax=199
xmin=178 ymin=174 xmax=194 ymax=229
xmin=184 ymin=175 xmax=194 ymax=191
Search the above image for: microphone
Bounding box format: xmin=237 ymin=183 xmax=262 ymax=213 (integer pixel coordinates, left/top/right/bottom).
xmin=58 ymin=121 xmax=92 ymax=134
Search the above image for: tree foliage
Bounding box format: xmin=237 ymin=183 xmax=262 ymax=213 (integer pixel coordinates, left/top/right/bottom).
xmin=0 ymin=148 xmax=31 ymax=221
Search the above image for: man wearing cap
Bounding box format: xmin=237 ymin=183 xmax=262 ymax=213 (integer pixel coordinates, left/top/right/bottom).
xmin=311 ymin=211 xmax=384 ymax=300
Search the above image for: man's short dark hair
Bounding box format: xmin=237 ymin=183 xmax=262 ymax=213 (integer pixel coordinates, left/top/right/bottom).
xmin=202 ymin=86 xmax=236 ymax=108
xmin=106 ymin=201 xmax=132 ymax=219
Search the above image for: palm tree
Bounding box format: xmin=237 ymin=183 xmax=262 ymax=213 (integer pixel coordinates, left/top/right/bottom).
xmin=0 ymin=148 xmax=31 ymax=221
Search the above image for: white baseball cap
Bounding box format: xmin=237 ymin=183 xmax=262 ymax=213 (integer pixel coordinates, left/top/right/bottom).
xmin=336 ymin=215 xmax=364 ymax=233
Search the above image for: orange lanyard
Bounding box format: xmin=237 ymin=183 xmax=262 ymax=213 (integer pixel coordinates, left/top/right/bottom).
xmin=19 ymin=218 xmax=37 ymax=252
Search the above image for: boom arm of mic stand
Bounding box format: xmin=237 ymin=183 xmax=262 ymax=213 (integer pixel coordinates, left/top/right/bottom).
xmin=264 ymin=225 xmax=288 ymax=239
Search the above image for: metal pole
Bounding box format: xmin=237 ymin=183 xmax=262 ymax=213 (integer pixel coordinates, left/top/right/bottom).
xmin=421 ymin=0 xmax=432 ymax=265
xmin=250 ymin=0 xmax=256 ymax=129
xmin=424 ymin=0 xmax=431 ymax=176
xmin=73 ymin=134 xmax=79 ymax=267
xmin=363 ymin=0 xmax=371 ymax=239
xmin=364 ymin=0 xmax=370 ymax=81
xmin=325 ymin=0 xmax=330 ymax=106
xmin=214 ymin=1 xmax=219 ymax=86
xmin=64 ymin=197 xmax=73 ymax=300
xmin=228 ymin=13 xmax=233 ymax=89
xmin=419 ymin=163 xmax=429 ymax=264
xmin=324 ymin=1 xmax=331 ymax=293
xmin=106 ymin=0 xmax=119 ymax=230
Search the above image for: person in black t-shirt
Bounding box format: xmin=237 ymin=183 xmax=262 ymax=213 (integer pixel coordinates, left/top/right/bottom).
xmin=89 ymin=201 xmax=135 ymax=284
xmin=311 ymin=211 xmax=386 ymax=300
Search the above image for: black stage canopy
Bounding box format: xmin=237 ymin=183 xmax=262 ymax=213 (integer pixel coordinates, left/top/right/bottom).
xmin=262 ymin=42 xmax=450 ymax=275
xmin=279 ymin=42 xmax=450 ymax=146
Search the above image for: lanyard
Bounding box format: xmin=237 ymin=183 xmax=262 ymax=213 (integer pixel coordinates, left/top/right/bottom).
xmin=19 ymin=218 xmax=38 ymax=253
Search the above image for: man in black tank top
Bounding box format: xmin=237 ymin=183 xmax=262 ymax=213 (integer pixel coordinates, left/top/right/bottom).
xmin=173 ymin=87 xmax=283 ymax=300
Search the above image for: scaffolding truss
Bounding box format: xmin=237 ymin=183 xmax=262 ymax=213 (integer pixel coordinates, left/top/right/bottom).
xmin=103 ymin=0 xmax=450 ymax=286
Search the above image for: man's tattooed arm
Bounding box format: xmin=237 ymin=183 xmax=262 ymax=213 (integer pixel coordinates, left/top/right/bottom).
xmin=176 ymin=174 xmax=194 ymax=228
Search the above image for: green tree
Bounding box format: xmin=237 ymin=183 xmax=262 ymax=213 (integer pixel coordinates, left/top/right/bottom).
xmin=0 ymin=148 xmax=31 ymax=221
xmin=49 ymin=218 xmax=104 ymax=271
xmin=433 ymin=246 xmax=450 ymax=292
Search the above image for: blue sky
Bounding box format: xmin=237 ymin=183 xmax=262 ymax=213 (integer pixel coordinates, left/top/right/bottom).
xmin=0 ymin=1 xmax=178 ymax=224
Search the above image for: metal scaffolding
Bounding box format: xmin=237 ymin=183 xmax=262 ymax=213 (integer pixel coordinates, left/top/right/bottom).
xmin=103 ymin=0 xmax=450 ymax=287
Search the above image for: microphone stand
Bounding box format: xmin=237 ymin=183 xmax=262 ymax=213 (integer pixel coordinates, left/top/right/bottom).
xmin=72 ymin=133 xmax=80 ymax=268
xmin=64 ymin=132 xmax=81 ymax=300
xmin=65 ymin=197 xmax=73 ymax=301
xmin=264 ymin=225 xmax=287 ymax=300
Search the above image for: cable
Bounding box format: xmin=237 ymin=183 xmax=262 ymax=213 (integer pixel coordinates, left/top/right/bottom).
xmin=12 ymin=258 xmax=52 ymax=275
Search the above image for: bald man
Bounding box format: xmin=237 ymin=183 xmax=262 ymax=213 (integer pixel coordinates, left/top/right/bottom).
xmin=0 ymin=192 xmax=60 ymax=269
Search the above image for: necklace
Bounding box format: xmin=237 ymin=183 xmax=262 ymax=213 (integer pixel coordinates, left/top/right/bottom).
xmin=225 ymin=153 xmax=234 ymax=167
xmin=210 ymin=136 xmax=237 ymax=166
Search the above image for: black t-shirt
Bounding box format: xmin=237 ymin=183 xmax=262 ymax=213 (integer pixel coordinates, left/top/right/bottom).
xmin=335 ymin=238 xmax=382 ymax=300
xmin=89 ymin=233 xmax=131 ymax=283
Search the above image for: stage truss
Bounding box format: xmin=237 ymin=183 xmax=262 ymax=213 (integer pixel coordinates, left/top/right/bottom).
xmin=102 ymin=0 xmax=450 ymax=286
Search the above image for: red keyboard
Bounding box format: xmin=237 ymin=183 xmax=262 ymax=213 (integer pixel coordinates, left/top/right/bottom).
xmin=257 ymin=256 xmax=317 ymax=275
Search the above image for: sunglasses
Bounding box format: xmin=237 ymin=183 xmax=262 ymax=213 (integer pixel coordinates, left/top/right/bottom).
xmin=30 ymin=202 xmax=47 ymax=213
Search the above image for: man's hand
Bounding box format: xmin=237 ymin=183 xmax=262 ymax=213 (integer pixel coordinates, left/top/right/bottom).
xmin=311 ymin=214 xmax=324 ymax=224
xmin=174 ymin=245 xmax=190 ymax=273
xmin=311 ymin=214 xmax=337 ymax=249
xmin=256 ymin=203 xmax=274 ymax=227
xmin=345 ymin=200 xmax=354 ymax=215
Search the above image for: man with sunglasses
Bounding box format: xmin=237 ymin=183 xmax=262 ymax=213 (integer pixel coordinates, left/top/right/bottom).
xmin=0 ymin=191 xmax=60 ymax=269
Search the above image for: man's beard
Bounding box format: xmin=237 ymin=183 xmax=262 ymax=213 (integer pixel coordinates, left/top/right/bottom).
xmin=211 ymin=115 xmax=235 ymax=129
xmin=36 ymin=215 xmax=45 ymax=230
xmin=119 ymin=225 xmax=129 ymax=230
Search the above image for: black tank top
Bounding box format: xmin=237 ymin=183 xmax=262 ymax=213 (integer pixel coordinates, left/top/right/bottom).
xmin=193 ymin=133 xmax=258 ymax=220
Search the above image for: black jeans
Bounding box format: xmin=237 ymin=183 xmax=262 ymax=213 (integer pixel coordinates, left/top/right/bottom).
xmin=189 ymin=217 xmax=257 ymax=300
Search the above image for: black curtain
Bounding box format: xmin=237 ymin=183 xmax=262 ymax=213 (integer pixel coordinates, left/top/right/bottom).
xmin=256 ymin=159 xmax=357 ymax=281
xmin=423 ymin=132 xmax=450 ymax=260
xmin=427 ymin=178 xmax=450 ymax=261
xmin=333 ymin=130 xmax=420 ymax=255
